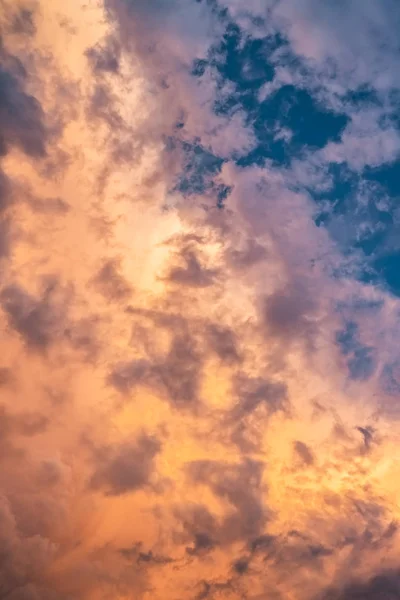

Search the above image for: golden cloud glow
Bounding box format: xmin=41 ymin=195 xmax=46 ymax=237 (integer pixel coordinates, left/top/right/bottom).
xmin=1 ymin=1 xmax=400 ymax=600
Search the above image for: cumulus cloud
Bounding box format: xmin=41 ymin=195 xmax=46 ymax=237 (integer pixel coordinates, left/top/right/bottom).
xmin=1 ymin=0 xmax=400 ymax=599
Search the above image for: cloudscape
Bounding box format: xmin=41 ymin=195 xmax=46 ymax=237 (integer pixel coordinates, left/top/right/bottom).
xmin=2 ymin=1 xmax=400 ymax=598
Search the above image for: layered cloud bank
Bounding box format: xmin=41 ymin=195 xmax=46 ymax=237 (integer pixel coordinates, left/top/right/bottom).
xmin=2 ymin=1 xmax=400 ymax=599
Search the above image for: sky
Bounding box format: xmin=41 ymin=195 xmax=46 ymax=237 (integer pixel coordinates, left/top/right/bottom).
xmin=2 ymin=0 xmax=400 ymax=598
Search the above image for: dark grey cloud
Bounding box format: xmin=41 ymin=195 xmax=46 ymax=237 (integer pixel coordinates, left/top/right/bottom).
xmin=0 ymin=488 xmax=71 ymax=600
xmin=92 ymin=258 xmax=132 ymax=302
xmin=109 ymin=330 xmax=203 ymax=407
xmin=270 ymin=532 xmax=333 ymax=571
xmin=64 ymin=316 xmax=99 ymax=361
xmin=186 ymin=458 xmax=268 ymax=543
xmin=156 ymin=333 xmax=202 ymax=404
xmin=229 ymin=421 xmax=260 ymax=454
xmin=87 ymin=84 xmax=124 ymax=130
xmin=194 ymin=580 xmax=213 ymax=600
xmin=232 ymin=557 xmax=249 ymax=575
xmin=227 ymin=529 xmax=336 ymax=593
xmin=320 ymin=570 xmax=400 ymax=600
xmin=193 ymin=579 xmax=234 ymax=600
xmin=221 ymin=375 xmax=288 ymax=454
xmin=0 ymin=280 xmax=98 ymax=358
xmin=107 ymin=359 xmax=150 ymax=394
xmin=10 ymin=7 xmax=37 ymax=37
xmin=356 ymin=426 xmax=375 ymax=451
xmin=0 ymin=43 xmax=47 ymax=158
xmin=0 ymin=168 xmax=12 ymax=213
xmin=86 ymin=36 xmax=121 ymax=74
xmin=230 ymin=375 xmax=288 ymax=421
xmin=120 ymin=542 xmax=174 ymax=567
xmin=262 ymin=280 xmax=317 ymax=342
xmin=0 ymin=281 xmax=65 ymax=350
xmin=172 ymin=503 xmax=218 ymax=557
xmin=90 ymin=434 xmax=161 ymax=496
xmin=0 ymin=404 xmax=48 ymax=460
xmin=206 ymin=324 xmax=241 ymax=363
xmin=186 ymin=531 xmax=215 ymax=557
xmin=127 ymin=304 xmax=243 ymax=379
xmin=249 ymin=533 xmax=277 ymax=554
xmin=166 ymin=248 xmax=219 ymax=288
xmin=239 ymin=503 xmax=399 ymax=593
xmin=293 ymin=440 xmax=315 ymax=466
xmin=0 ymin=38 xmax=47 ymax=267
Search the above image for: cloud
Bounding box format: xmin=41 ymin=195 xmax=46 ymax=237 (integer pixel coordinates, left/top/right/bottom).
xmin=90 ymin=433 xmax=161 ymax=496
xmin=0 ymin=494 xmax=57 ymax=600
xmin=321 ymin=570 xmax=400 ymax=600
xmin=187 ymin=458 xmax=268 ymax=543
xmin=10 ymin=6 xmax=37 ymax=37
xmin=2 ymin=0 xmax=400 ymax=599
xmin=108 ymin=328 xmax=203 ymax=406
xmin=0 ymin=44 xmax=47 ymax=158
xmin=262 ymin=279 xmax=317 ymax=342
xmin=229 ymin=375 xmax=288 ymax=422
xmin=85 ymin=36 xmax=121 ymax=75
xmin=206 ymin=323 xmax=241 ymax=363
xmin=0 ymin=404 xmax=48 ymax=460
xmin=92 ymin=258 xmax=132 ymax=302
xmin=271 ymin=0 xmax=400 ymax=90
xmin=293 ymin=440 xmax=314 ymax=466
xmin=105 ymin=0 xmax=216 ymax=66
xmin=165 ymin=247 xmax=219 ymax=288
xmin=0 ymin=280 xmax=68 ymax=350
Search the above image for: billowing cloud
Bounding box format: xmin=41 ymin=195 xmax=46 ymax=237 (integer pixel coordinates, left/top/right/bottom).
xmin=1 ymin=0 xmax=400 ymax=599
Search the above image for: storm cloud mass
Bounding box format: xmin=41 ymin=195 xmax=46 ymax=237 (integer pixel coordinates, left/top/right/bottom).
xmin=1 ymin=0 xmax=400 ymax=598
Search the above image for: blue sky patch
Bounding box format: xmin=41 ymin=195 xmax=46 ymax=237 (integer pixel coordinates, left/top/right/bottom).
xmin=364 ymin=161 xmax=400 ymax=197
xmin=374 ymin=251 xmax=400 ymax=296
xmin=185 ymin=15 xmax=400 ymax=302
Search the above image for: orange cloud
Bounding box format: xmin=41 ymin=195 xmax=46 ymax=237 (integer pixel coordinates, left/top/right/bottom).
xmin=0 ymin=1 xmax=400 ymax=600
